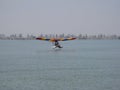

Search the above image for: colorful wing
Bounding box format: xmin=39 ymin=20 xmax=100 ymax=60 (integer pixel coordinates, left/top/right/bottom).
xmin=36 ymin=37 xmax=76 ymax=42
xmin=36 ymin=37 xmax=50 ymax=41
xmin=36 ymin=37 xmax=56 ymax=42
xmin=57 ymin=37 xmax=76 ymax=41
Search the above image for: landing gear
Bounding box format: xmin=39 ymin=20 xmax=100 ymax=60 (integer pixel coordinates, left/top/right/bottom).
xmin=55 ymin=45 xmax=63 ymax=48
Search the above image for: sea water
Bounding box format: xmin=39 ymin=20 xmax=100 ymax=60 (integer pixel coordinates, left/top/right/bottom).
xmin=0 ymin=40 xmax=120 ymax=90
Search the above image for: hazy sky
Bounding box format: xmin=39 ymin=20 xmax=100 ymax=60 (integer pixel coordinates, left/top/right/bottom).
xmin=0 ymin=0 xmax=120 ymax=35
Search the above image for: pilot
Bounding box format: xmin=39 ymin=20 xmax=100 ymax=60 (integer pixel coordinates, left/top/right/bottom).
xmin=54 ymin=40 xmax=62 ymax=48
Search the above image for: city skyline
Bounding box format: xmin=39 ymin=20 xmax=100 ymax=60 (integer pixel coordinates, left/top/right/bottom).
xmin=0 ymin=33 xmax=120 ymax=40
xmin=1 ymin=0 xmax=120 ymax=35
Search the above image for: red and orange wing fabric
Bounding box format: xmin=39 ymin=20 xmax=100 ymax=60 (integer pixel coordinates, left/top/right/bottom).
xmin=36 ymin=37 xmax=76 ymax=42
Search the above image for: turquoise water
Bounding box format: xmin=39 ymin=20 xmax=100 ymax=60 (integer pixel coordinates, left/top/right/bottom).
xmin=0 ymin=40 xmax=120 ymax=90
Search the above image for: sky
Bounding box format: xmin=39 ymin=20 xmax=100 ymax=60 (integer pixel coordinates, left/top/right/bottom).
xmin=0 ymin=0 xmax=120 ymax=35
